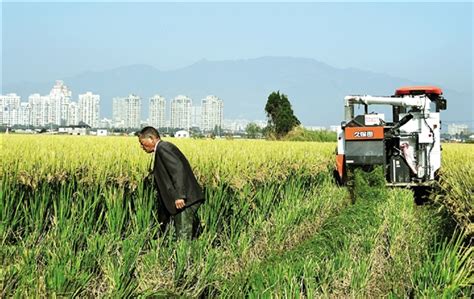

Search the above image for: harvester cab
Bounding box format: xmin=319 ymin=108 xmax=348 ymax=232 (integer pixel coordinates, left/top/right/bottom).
xmin=334 ymin=86 xmax=447 ymax=188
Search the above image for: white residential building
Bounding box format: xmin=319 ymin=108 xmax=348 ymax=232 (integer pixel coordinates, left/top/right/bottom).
xmin=79 ymin=92 xmax=100 ymax=128
xmin=28 ymin=94 xmax=50 ymax=127
xmin=448 ymin=123 xmax=469 ymax=136
xmin=48 ymin=80 xmax=72 ymax=125
xmin=223 ymin=119 xmax=266 ymax=132
xmin=223 ymin=119 xmax=249 ymax=132
xmin=0 ymin=93 xmax=21 ymax=126
xmin=98 ymin=118 xmax=113 ymax=129
xmin=128 ymin=95 xmax=141 ymax=129
xmin=201 ymin=95 xmax=223 ymax=132
xmin=18 ymin=103 xmax=31 ymax=126
xmin=68 ymin=102 xmax=80 ymax=126
xmin=149 ymin=95 xmax=166 ymax=129
xmin=112 ymin=94 xmax=141 ymax=128
xmin=171 ymin=95 xmax=192 ymax=129
xmin=112 ymin=97 xmax=126 ymax=128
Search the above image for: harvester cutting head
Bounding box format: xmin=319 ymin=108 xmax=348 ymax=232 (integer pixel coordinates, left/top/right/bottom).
xmin=334 ymin=86 xmax=447 ymax=187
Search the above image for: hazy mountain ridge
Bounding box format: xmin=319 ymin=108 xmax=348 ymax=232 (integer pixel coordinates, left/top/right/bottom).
xmin=4 ymin=57 xmax=471 ymax=126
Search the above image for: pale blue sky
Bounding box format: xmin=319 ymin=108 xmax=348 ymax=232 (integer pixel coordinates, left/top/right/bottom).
xmin=1 ymin=1 xmax=473 ymax=93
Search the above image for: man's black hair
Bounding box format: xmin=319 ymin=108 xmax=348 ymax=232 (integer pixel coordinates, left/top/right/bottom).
xmin=139 ymin=126 xmax=160 ymax=139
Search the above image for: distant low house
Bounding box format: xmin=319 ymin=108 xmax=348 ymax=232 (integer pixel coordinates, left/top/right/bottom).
xmin=97 ymin=129 xmax=108 ymax=136
xmin=175 ymin=130 xmax=190 ymax=138
xmin=12 ymin=129 xmax=36 ymax=134
xmin=58 ymin=125 xmax=91 ymax=136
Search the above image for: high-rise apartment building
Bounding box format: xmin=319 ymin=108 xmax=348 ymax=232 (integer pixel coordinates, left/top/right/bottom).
xmin=112 ymin=94 xmax=141 ymax=128
xmin=18 ymin=103 xmax=31 ymax=126
xmin=79 ymin=92 xmax=100 ymax=128
xmin=68 ymin=102 xmax=80 ymax=126
xmin=128 ymin=95 xmax=141 ymax=129
xmin=112 ymin=97 xmax=126 ymax=128
xmin=28 ymin=94 xmax=50 ymax=127
xmin=149 ymin=95 xmax=166 ymax=129
xmin=201 ymin=95 xmax=224 ymax=132
xmin=49 ymin=80 xmax=72 ymax=125
xmin=448 ymin=123 xmax=469 ymax=136
xmin=170 ymin=95 xmax=192 ymax=129
xmin=0 ymin=93 xmax=21 ymax=126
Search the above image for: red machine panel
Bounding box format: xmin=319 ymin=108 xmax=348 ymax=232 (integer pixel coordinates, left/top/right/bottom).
xmin=345 ymin=126 xmax=384 ymax=140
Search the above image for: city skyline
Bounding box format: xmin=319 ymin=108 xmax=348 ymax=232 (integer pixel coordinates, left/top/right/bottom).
xmin=0 ymin=81 xmax=102 ymax=128
xmin=1 ymin=79 xmax=471 ymax=135
xmin=1 ymin=82 xmax=469 ymax=137
xmin=0 ymin=80 xmax=228 ymax=131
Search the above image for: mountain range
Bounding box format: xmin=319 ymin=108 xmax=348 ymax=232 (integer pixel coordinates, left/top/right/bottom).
xmin=3 ymin=56 xmax=471 ymax=127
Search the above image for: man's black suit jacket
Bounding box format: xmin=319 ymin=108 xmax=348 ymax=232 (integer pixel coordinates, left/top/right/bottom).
xmin=153 ymin=140 xmax=204 ymax=215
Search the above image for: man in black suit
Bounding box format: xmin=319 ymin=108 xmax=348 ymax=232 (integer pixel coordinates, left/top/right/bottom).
xmin=138 ymin=126 xmax=204 ymax=240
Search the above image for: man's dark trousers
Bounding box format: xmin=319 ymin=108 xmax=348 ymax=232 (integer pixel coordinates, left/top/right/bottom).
xmin=157 ymin=201 xmax=202 ymax=240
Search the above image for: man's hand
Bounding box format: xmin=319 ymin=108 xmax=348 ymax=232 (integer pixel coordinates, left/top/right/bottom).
xmin=175 ymin=199 xmax=186 ymax=209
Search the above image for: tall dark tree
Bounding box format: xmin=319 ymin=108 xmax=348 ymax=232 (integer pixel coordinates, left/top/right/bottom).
xmin=264 ymin=91 xmax=300 ymax=139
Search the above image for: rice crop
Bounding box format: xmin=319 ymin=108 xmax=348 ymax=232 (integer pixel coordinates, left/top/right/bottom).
xmin=436 ymin=143 xmax=474 ymax=238
xmin=0 ymin=134 xmax=471 ymax=297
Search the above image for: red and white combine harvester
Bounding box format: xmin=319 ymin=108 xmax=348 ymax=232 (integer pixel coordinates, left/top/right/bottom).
xmin=334 ymin=86 xmax=447 ymax=192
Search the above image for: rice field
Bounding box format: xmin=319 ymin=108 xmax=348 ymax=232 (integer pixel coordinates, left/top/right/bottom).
xmin=0 ymin=135 xmax=472 ymax=297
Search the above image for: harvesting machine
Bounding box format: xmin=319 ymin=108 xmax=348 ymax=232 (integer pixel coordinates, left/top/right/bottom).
xmin=334 ymin=86 xmax=447 ymax=190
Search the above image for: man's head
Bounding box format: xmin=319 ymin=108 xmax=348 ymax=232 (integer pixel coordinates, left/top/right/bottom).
xmin=138 ymin=126 xmax=160 ymax=153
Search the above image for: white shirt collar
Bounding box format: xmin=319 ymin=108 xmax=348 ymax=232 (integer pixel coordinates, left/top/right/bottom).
xmin=154 ymin=140 xmax=160 ymax=152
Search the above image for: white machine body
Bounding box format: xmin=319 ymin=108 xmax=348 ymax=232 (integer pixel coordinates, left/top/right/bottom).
xmin=335 ymin=86 xmax=447 ymax=186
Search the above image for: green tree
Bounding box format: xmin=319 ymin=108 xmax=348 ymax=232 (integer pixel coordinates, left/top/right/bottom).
xmin=245 ymin=122 xmax=261 ymax=139
xmin=264 ymin=91 xmax=300 ymax=139
xmin=213 ymin=125 xmax=222 ymax=137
